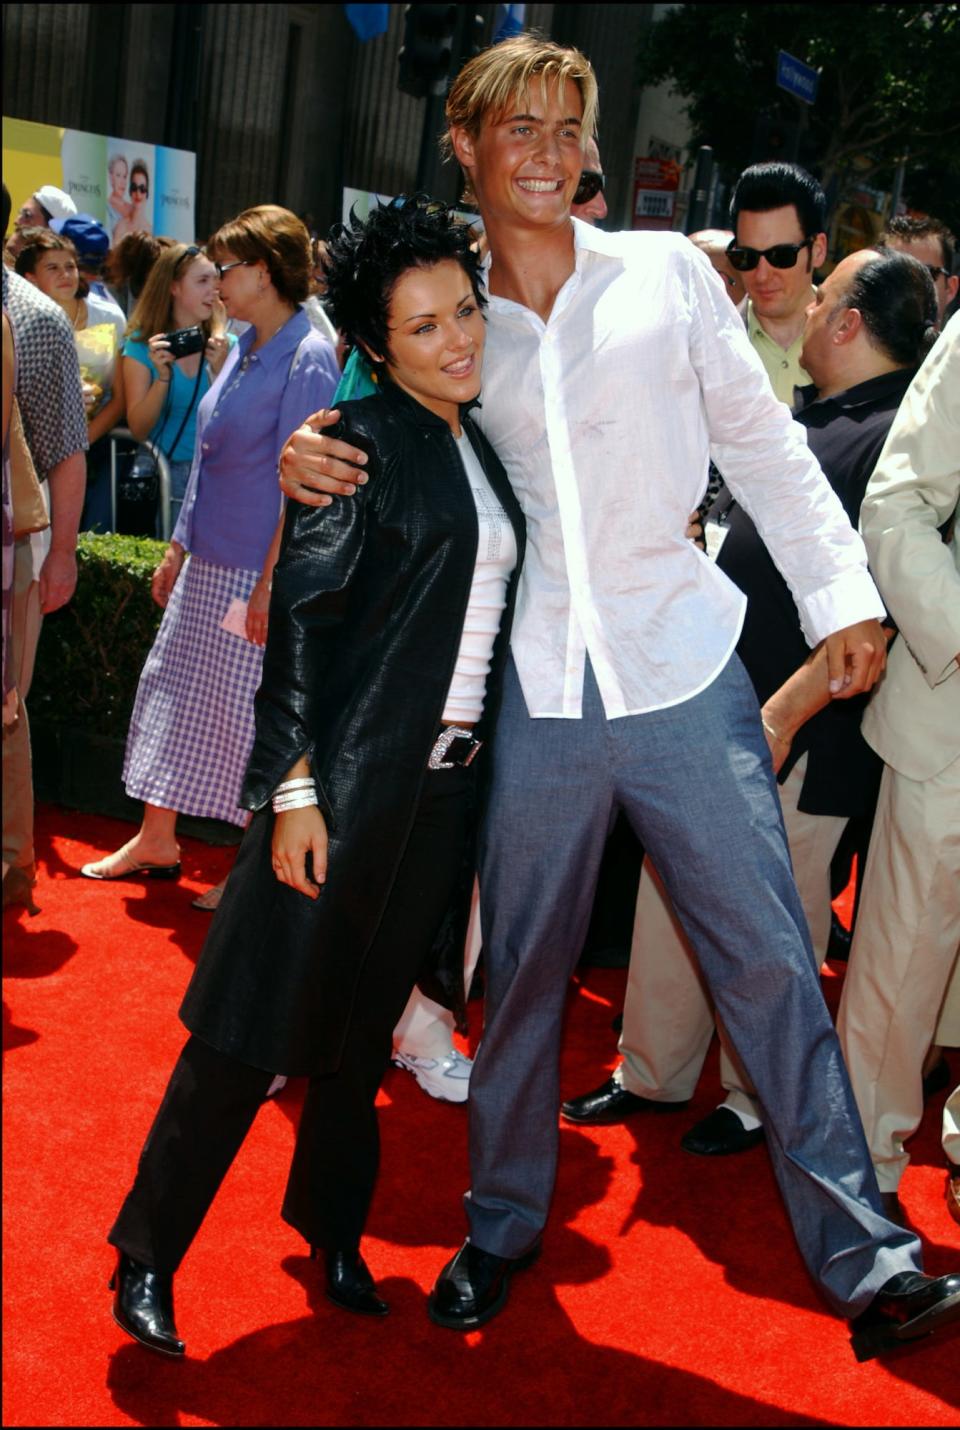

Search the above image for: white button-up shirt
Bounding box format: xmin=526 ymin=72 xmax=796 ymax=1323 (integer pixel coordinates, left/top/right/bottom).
xmin=473 ymin=219 xmax=884 ymax=718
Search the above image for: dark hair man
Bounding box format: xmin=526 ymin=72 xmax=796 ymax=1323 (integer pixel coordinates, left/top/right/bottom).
xmin=276 ymin=38 xmax=958 ymax=1357
xmin=728 ymin=161 xmax=828 ymax=403
xmin=880 ymin=214 xmax=958 ymax=324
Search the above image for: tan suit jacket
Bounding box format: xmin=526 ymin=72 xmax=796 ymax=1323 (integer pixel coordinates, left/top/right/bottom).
xmin=860 ymin=313 xmax=960 ymax=781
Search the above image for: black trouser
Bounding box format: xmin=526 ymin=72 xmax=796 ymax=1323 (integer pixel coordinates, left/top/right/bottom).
xmin=109 ymin=763 xmax=474 ymax=1276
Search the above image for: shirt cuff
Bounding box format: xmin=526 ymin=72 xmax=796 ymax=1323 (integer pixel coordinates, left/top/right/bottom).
xmin=797 ymin=567 xmax=886 ymax=647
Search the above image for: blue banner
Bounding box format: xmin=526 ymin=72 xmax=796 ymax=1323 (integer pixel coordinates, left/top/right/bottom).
xmin=494 ymin=4 xmax=526 ymax=43
xmin=345 ymin=4 xmax=390 ymax=42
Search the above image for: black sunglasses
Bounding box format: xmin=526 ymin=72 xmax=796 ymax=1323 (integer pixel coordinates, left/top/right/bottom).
xmin=573 ymin=170 xmax=605 ymax=206
xmin=726 ymin=237 xmax=814 ymax=272
xmin=925 ymin=263 xmax=951 ymax=282
xmin=214 ymin=258 xmax=253 ymax=280
xmin=174 ymin=244 xmax=201 ymax=271
xmin=130 ymin=182 xmax=148 ymax=195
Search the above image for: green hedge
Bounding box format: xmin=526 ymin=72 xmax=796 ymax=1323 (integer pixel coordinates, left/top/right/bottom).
xmin=31 ymin=531 xmax=167 ymax=738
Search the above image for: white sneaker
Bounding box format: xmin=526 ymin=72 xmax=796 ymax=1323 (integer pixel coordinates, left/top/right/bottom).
xmin=391 ymin=1048 xmax=473 ymax=1103
xmin=265 ymin=1074 xmax=287 ymax=1099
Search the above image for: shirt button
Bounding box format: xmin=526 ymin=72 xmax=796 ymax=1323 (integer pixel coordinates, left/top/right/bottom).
xmin=202 ymin=442 xmax=210 ymax=451
xmin=781 ymin=359 xmax=789 ymax=368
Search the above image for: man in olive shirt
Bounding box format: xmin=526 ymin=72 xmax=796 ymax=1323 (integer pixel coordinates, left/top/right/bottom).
xmin=730 ymin=162 xmax=827 ymax=404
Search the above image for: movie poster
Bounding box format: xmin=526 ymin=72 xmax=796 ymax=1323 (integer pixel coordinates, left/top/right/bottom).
xmin=3 ymin=118 xmax=195 ymax=244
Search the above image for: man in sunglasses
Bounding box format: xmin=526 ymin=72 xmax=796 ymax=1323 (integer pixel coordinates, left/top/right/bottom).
xmin=570 ymin=138 xmax=607 ymax=225
xmin=688 ymin=230 xmax=745 ymax=306
xmin=880 ymin=214 xmax=958 ymax=325
xmin=727 ymin=161 xmax=828 ymax=405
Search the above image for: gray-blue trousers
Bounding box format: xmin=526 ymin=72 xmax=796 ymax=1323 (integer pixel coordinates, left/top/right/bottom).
xmin=466 ymin=655 xmax=921 ymax=1317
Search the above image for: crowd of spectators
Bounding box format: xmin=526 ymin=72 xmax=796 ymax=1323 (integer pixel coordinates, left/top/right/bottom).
xmin=2 ymin=67 xmax=958 ymax=1367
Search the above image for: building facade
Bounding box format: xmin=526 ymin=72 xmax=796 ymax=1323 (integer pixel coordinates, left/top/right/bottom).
xmin=4 ymin=3 xmax=689 ymax=238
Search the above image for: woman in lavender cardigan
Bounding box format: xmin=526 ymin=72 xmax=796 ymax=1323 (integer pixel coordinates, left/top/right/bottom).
xmin=80 ymin=207 xmax=339 ymax=899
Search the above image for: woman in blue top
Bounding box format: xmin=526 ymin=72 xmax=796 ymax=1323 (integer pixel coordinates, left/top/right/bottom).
xmin=122 ymin=242 xmax=235 ymax=532
xmin=81 ymin=207 xmax=340 ymax=899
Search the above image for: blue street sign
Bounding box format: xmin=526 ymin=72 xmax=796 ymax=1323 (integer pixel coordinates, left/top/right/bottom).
xmin=776 ymin=50 xmax=819 ymax=105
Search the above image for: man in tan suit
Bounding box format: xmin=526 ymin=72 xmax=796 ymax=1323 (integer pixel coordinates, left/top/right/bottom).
xmin=838 ymin=312 xmax=960 ymax=1217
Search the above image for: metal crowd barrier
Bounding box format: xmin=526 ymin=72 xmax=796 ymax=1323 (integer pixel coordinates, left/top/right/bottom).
xmin=107 ymin=427 xmax=173 ymax=541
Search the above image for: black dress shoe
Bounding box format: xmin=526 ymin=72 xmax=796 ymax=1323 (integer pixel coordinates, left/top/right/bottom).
xmin=428 ymin=1238 xmax=541 ymax=1330
xmin=681 ymin=1105 xmax=765 ymax=1157
xmin=109 ymin=1251 xmax=185 ymax=1356
xmin=561 ymin=1075 xmax=689 ymax=1125
xmin=316 ymin=1247 xmax=389 ymax=1317
xmin=849 ymin=1271 xmax=960 ymax=1361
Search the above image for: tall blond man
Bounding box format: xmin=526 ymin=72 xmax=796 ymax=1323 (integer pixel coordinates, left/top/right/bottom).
xmin=279 ymin=36 xmax=958 ymax=1357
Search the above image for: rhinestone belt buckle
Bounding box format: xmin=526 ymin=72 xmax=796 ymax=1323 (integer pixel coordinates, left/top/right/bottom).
xmin=428 ymin=725 xmax=482 ymax=770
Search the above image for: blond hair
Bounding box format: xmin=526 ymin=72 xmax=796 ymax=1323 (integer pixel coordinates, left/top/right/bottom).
xmin=443 ymin=33 xmax=598 ymax=166
xmin=126 ymin=243 xmax=213 ymax=344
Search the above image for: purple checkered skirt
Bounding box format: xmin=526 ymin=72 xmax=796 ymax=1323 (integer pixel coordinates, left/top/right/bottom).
xmin=123 ymin=556 xmax=264 ymax=826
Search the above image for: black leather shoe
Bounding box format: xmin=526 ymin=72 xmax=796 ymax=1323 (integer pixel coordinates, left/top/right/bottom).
xmin=561 ymin=1075 xmax=689 ymax=1125
xmin=428 ymin=1238 xmax=541 ymax=1330
xmin=681 ymin=1105 xmax=765 ymax=1156
xmin=849 ymin=1271 xmax=960 ymax=1361
xmin=109 ymin=1251 xmax=185 ymax=1357
xmin=317 ymin=1247 xmax=389 ymax=1317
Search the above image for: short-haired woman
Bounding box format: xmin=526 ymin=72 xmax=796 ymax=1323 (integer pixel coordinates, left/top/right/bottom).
xmin=105 ymin=196 xmax=525 ymax=1356
xmin=81 ymin=208 xmax=339 ymax=909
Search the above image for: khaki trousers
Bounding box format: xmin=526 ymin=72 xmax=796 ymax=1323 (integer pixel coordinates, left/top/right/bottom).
xmin=617 ymin=753 xmax=847 ymax=1116
xmin=944 ymin=1086 xmax=960 ymax=1166
xmin=837 ymin=754 xmax=960 ymax=1191
xmin=2 ymin=540 xmax=42 ymax=871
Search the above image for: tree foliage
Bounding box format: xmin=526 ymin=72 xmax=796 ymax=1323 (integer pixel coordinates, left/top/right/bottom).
xmin=639 ymin=3 xmax=960 ymax=229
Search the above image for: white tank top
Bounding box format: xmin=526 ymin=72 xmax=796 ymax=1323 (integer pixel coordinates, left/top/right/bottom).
xmin=441 ymin=430 xmax=518 ymax=725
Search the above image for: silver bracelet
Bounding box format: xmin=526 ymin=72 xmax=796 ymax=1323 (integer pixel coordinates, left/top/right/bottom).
xmin=274 ymin=776 xmax=315 ymax=793
xmin=272 ymin=791 xmax=319 ymax=814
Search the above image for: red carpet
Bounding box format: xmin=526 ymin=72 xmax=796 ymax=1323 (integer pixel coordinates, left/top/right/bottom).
xmin=3 ymin=805 xmax=959 ymax=1427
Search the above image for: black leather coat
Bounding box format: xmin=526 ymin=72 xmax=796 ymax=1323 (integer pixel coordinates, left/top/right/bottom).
xmin=179 ymin=380 xmax=526 ymax=1075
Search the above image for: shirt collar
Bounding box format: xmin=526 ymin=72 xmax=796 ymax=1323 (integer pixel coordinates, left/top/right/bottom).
xmin=797 ymin=366 xmax=918 ymax=414
xmin=481 ymin=216 xmax=608 ymax=278
xmin=236 ymin=306 xmax=310 ymax=372
xmin=745 ymin=299 xmax=810 ymax=355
